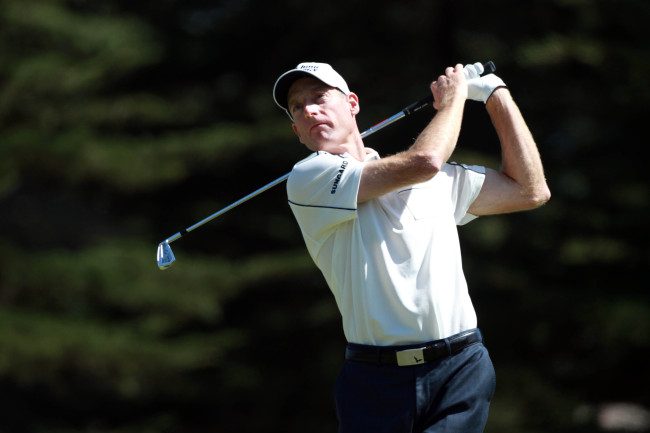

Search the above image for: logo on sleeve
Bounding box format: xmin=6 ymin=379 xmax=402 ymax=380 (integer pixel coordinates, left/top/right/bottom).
xmin=330 ymin=160 xmax=349 ymax=194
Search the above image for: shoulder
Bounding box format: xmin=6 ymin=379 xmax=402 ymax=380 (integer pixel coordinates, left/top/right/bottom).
xmin=291 ymin=151 xmax=348 ymax=172
xmin=290 ymin=151 xmax=367 ymax=181
xmin=287 ymin=151 xmax=364 ymax=210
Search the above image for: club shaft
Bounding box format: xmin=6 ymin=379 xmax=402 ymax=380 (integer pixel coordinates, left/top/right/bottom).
xmin=163 ymin=61 xmax=496 ymax=244
xmin=164 ymin=102 xmax=411 ymax=244
xmin=165 ymin=173 xmax=289 ymax=243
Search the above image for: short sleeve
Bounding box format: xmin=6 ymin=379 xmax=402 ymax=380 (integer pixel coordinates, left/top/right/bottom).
xmin=287 ymin=152 xmax=365 ymax=240
xmin=446 ymin=162 xmax=486 ymax=225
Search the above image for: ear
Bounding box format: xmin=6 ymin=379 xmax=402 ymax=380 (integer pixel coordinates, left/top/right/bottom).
xmin=347 ymin=93 xmax=360 ymax=116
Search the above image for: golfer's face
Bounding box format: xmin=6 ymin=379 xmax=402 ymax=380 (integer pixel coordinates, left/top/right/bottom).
xmin=287 ymin=78 xmax=354 ymax=151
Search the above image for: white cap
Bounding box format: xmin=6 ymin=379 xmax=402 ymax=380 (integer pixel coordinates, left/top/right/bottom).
xmin=273 ymin=62 xmax=350 ymax=119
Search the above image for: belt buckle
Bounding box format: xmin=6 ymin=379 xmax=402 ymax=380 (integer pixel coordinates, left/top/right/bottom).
xmin=396 ymin=348 xmax=425 ymax=366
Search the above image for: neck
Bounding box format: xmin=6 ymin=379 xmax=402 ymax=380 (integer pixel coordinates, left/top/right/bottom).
xmin=317 ymin=129 xmax=366 ymax=161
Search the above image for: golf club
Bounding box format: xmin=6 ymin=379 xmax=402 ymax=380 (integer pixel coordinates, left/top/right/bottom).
xmin=157 ymin=61 xmax=496 ymax=269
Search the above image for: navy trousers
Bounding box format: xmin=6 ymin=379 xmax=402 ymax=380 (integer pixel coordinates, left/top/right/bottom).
xmin=334 ymin=337 xmax=496 ymax=433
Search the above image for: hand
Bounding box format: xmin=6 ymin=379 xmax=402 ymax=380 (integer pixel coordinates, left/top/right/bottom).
xmin=431 ymin=64 xmax=467 ymax=110
xmin=465 ymin=62 xmax=507 ymax=103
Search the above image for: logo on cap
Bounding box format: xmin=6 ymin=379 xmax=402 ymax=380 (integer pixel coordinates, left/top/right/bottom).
xmin=298 ymin=64 xmax=320 ymax=72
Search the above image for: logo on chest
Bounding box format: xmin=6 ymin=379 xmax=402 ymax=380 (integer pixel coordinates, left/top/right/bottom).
xmin=330 ymin=160 xmax=349 ymax=194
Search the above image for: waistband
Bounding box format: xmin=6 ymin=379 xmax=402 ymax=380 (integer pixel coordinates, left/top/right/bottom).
xmin=345 ymin=329 xmax=482 ymax=367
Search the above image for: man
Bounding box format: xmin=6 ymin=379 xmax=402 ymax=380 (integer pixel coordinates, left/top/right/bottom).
xmin=272 ymin=62 xmax=550 ymax=433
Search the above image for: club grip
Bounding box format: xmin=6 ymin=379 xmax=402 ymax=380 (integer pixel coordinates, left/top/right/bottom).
xmin=483 ymin=61 xmax=496 ymax=75
xmin=402 ymin=61 xmax=496 ymax=115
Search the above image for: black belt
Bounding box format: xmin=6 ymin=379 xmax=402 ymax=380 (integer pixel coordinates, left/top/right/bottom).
xmin=345 ymin=329 xmax=482 ymax=367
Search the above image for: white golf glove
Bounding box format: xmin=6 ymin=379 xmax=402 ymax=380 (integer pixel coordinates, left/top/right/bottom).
xmin=464 ymin=62 xmax=507 ymax=103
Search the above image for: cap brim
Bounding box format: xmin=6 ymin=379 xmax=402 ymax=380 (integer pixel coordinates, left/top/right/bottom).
xmin=273 ymin=70 xmax=313 ymax=111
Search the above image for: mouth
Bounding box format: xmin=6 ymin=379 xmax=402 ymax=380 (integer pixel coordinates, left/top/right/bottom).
xmin=309 ymin=122 xmax=329 ymax=134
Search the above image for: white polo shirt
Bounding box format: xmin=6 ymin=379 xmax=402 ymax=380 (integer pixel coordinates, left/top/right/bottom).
xmin=287 ymin=148 xmax=486 ymax=346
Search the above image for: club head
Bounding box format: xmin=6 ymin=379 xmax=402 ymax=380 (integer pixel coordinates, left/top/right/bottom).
xmin=157 ymin=241 xmax=176 ymax=270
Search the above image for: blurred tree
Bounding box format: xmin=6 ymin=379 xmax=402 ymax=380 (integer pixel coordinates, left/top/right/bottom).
xmin=0 ymin=0 xmax=648 ymax=432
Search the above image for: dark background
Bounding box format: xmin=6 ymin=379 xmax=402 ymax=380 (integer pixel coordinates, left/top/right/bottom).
xmin=1 ymin=0 xmax=648 ymax=432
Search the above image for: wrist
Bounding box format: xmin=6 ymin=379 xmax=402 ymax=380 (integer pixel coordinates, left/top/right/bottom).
xmin=437 ymin=92 xmax=467 ymax=111
xmin=485 ymin=86 xmax=510 ymax=105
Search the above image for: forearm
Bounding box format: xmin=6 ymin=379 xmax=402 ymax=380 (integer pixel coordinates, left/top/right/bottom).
xmin=357 ymin=64 xmax=468 ymax=203
xmin=487 ymin=89 xmax=551 ymax=206
xmin=409 ymin=97 xmax=465 ymax=169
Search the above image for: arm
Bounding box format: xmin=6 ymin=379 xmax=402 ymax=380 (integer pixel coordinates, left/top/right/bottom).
xmin=357 ymin=64 xmax=467 ymax=204
xmin=468 ymin=88 xmax=551 ymax=215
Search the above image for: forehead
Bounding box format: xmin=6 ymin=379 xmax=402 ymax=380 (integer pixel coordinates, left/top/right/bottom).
xmin=287 ymin=77 xmax=335 ymax=104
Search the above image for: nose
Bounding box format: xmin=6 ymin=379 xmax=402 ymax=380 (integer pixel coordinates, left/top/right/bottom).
xmin=304 ymin=102 xmax=318 ymax=118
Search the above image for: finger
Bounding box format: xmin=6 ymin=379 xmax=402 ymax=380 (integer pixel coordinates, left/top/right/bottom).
xmin=464 ymin=64 xmax=477 ymax=78
xmin=463 ymin=62 xmax=484 ymax=79
xmin=432 ymin=96 xmax=441 ymax=110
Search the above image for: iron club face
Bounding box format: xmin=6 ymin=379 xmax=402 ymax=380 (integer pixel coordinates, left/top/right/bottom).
xmin=157 ymin=241 xmax=176 ymax=270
